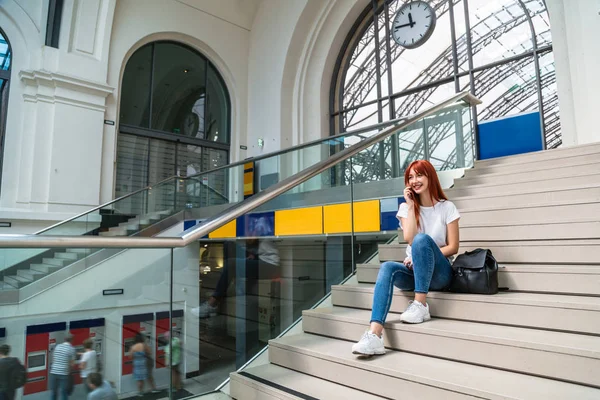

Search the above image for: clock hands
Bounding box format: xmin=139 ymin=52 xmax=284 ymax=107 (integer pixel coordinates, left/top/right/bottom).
xmin=394 ymin=12 xmax=416 ymax=31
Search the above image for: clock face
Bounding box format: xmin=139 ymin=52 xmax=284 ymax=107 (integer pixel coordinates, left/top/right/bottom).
xmin=391 ymin=1 xmax=437 ymax=49
xmin=182 ymin=112 xmax=200 ymax=137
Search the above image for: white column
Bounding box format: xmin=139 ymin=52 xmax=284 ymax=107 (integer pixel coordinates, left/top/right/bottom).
xmin=546 ymin=0 xmax=600 ymax=146
xmin=18 ymin=71 xmax=113 ymax=212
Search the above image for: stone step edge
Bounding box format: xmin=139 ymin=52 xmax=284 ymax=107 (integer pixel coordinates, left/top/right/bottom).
xmin=382 ymin=238 xmax=600 ymax=246
xmin=331 ymin=284 xmax=600 ymax=311
xmin=447 ymin=182 xmax=600 ymax=201
xmin=302 ymin=307 xmax=600 ymax=359
xmin=451 ymin=171 xmax=600 ymax=191
xmin=269 ymin=334 xmax=600 ymax=399
xmin=473 ymin=142 xmax=600 ymax=166
xmin=356 ymin=263 xmax=600 ymax=274
xmin=464 ymin=159 xmax=600 ymax=180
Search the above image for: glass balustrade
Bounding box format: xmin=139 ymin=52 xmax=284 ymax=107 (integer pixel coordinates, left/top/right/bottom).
xmin=0 ymin=95 xmax=475 ymax=399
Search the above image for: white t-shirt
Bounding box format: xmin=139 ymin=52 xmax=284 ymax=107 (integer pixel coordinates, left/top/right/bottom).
xmin=80 ymin=350 xmax=97 ymax=378
xmin=397 ymin=200 xmax=460 ymax=258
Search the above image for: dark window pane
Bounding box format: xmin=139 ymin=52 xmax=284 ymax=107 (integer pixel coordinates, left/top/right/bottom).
xmin=148 ymin=138 xmax=176 ymax=183
xmin=120 ymin=45 xmax=152 ymax=128
xmin=177 ymin=142 xmax=202 ymax=177
xmin=151 ymin=43 xmax=207 ymax=137
xmin=0 ymin=36 xmax=10 ymax=70
xmin=115 ymin=134 xmax=150 ymax=197
xmin=206 ymin=65 xmax=230 ymax=144
xmin=202 ymin=148 xmax=228 ymax=201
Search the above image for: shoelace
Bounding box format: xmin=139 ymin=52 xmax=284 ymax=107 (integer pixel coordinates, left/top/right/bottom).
xmin=405 ymin=300 xmax=418 ymax=314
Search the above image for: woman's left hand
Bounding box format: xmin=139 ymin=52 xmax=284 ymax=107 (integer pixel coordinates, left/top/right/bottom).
xmin=404 ymin=256 xmax=413 ymax=269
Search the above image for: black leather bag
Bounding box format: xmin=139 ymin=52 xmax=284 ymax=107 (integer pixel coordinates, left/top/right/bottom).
xmin=448 ymin=248 xmax=499 ymax=294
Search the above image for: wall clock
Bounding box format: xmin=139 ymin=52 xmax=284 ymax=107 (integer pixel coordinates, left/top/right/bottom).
xmin=392 ymin=1 xmax=437 ymax=49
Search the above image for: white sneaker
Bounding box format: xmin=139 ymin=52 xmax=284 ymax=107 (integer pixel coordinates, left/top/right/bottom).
xmin=352 ymin=331 xmax=386 ymax=356
xmin=400 ymin=300 xmax=431 ymax=324
xmin=191 ymin=302 xmax=218 ymax=318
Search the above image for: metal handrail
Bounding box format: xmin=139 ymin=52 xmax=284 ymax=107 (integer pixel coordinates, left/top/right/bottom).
xmin=4 ymin=91 xmax=480 ymax=248
xmin=34 ymin=114 xmax=412 ymax=235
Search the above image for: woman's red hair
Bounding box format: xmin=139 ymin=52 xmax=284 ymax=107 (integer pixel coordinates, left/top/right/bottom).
xmin=404 ymin=160 xmax=448 ymax=228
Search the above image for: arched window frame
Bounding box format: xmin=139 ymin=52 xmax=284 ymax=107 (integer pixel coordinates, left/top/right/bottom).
xmin=115 ymin=41 xmax=232 ymax=197
xmin=331 ymin=0 xmax=558 ymax=154
xmin=0 ymin=28 xmax=12 ymax=191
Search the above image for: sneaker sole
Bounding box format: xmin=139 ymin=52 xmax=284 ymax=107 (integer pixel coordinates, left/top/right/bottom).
xmin=352 ymin=348 xmax=386 ymax=356
xmin=400 ymin=314 xmax=431 ymax=324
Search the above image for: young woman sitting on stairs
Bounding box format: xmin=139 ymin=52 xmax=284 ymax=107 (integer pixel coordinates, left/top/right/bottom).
xmin=352 ymin=159 xmax=461 ymax=356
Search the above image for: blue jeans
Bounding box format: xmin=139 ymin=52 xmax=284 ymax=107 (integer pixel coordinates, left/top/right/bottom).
xmin=50 ymin=373 xmax=69 ymax=400
xmin=370 ymin=233 xmax=453 ymax=325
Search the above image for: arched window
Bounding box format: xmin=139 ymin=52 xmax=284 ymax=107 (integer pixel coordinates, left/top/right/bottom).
xmin=332 ymin=0 xmax=558 ymax=179
xmin=116 ymin=41 xmax=230 ymax=198
xmin=0 ymin=29 xmax=11 ymax=189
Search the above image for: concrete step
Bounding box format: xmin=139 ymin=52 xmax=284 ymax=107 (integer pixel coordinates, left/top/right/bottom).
xmin=4 ymin=274 xmax=32 ymax=288
xmin=31 ymin=263 xmax=62 ymax=274
xmin=473 ymin=142 xmax=600 ymax=168
xmin=99 ymin=230 xmax=121 ymax=237
xmin=42 ymin=258 xmax=67 ymax=267
xmin=66 ymin=248 xmax=89 ymax=255
xmin=466 ymin=151 xmax=600 ymax=177
xmin=17 ymin=269 xmax=45 ymax=281
xmin=447 ymin=173 xmax=600 ymax=198
xmin=457 ymin=161 xmax=600 ymax=188
xmin=118 ymin=217 xmax=142 ymax=227
xmin=451 ymin=183 xmax=600 ymax=210
xmin=303 ymin=307 xmax=600 ymax=387
xmin=269 ymin=333 xmax=600 ymax=399
xmin=460 ymin=221 xmax=600 ymax=241
xmin=54 ymin=252 xmax=79 ymax=261
xmin=0 ymin=281 xmax=16 ymax=291
xmin=107 ymin=227 xmax=128 ymax=234
xmin=458 ymin=202 xmax=600 ymax=226
xmin=356 ymin=263 xmax=600 ymax=296
xmin=149 ymin=210 xmax=172 ymax=220
xmin=331 ymin=284 xmax=600 ymax=334
xmin=379 ymin=240 xmax=600 ymax=264
xmin=230 ymin=364 xmax=382 ymax=400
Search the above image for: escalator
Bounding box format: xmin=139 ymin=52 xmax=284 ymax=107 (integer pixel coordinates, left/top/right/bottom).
xmin=0 ymin=91 xmax=479 ymax=399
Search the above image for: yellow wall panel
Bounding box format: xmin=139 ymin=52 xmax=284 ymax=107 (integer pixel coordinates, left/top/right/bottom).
xmin=323 ymin=203 xmax=352 ymax=234
xmin=208 ymin=220 xmax=237 ymax=238
xmin=353 ymin=200 xmax=381 ymax=232
xmin=275 ymin=207 xmax=323 ymax=236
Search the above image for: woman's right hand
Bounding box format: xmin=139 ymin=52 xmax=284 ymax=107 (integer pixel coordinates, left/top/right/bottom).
xmin=403 ymin=186 xmax=415 ymax=207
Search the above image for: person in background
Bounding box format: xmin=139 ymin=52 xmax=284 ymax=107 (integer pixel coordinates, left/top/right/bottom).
xmin=0 ymin=344 xmax=26 ymax=400
xmin=86 ymin=373 xmax=117 ymax=400
xmin=50 ymin=334 xmax=76 ymax=400
xmin=79 ymin=339 xmax=97 ymax=393
xmin=164 ymin=331 xmax=182 ymax=392
xmin=129 ymin=333 xmax=159 ymax=396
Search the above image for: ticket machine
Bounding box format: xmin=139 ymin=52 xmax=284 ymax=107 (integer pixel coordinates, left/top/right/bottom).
xmin=24 ymin=322 xmax=67 ymax=396
xmin=69 ymin=318 xmax=105 ymax=386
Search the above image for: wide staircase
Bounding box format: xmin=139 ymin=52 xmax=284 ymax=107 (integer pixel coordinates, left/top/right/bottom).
xmin=229 ymin=143 xmax=600 ymax=399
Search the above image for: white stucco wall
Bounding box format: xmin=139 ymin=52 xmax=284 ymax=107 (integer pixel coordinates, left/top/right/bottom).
xmin=546 ymin=0 xmax=600 ymax=146
xmin=0 ymin=0 xmax=259 ymax=232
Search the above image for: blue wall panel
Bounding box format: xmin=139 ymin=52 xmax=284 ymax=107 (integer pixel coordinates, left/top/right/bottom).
xmin=478 ymin=111 xmax=543 ymax=160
